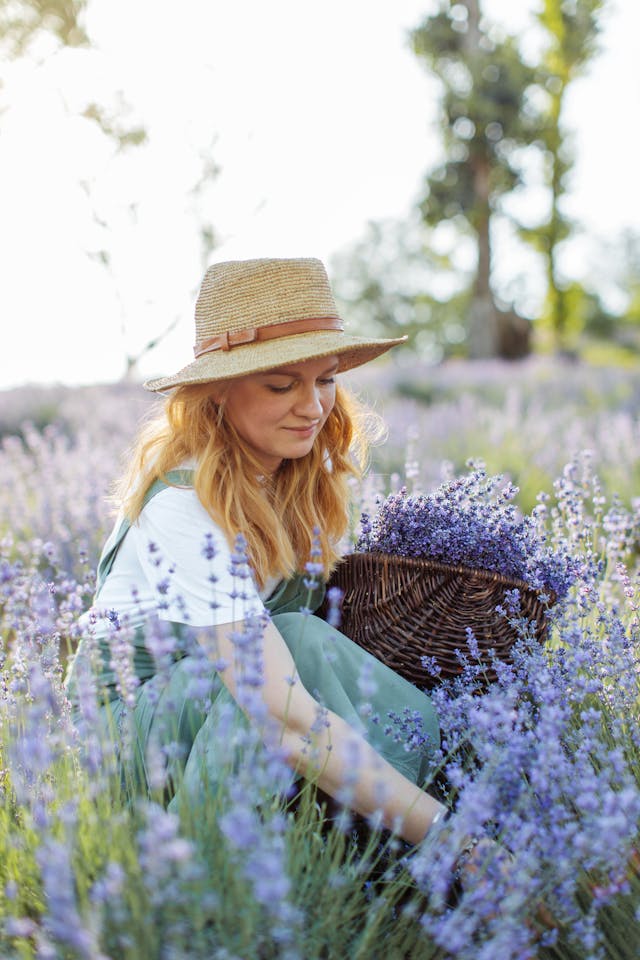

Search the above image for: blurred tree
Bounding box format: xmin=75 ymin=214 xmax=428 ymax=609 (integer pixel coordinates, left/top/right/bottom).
xmin=334 ymin=0 xmax=608 ymax=362
xmin=331 ymin=215 xmax=473 ymax=363
xmin=619 ymin=232 xmax=640 ymax=331
xmin=520 ymin=0 xmax=605 ymax=350
xmin=1 ymin=0 xmax=220 ymax=381
xmin=0 ymin=0 xmax=89 ymax=55
xmin=0 ymin=0 xmax=146 ymax=149
xmin=579 ymin=229 xmax=640 ymax=352
xmin=411 ymin=0 xmax=542 ymax=358
xmin=1 ymin=0 xmax=156 ymax=381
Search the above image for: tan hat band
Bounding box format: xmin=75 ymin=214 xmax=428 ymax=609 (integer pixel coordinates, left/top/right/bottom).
xmin=194 ymin=316 xmax=344 ymax=358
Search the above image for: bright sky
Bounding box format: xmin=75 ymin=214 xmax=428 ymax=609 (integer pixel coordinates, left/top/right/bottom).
xmin=1 ymin=0 xmax=638 ymax=389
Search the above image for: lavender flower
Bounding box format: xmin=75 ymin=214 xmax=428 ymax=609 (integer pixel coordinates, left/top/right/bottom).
xmin=36 ymin=837 xmax=97 ymax=958
xmin=325 ymin=586 xmax=343 ymax=629
xmin=384 ymin=708 xmax=435 ymax=755
xmin=303 ymin=526 xmax=324 ymax=589
xmin=357 ymin=464 xmax=586 ymax=599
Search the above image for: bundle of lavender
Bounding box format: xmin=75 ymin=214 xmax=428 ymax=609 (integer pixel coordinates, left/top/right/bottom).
xmin=357 ymin=467 xmax=586 ymax=602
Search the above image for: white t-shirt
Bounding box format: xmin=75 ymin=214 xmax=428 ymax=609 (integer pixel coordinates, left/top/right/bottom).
xmin=94 ymin=486 xmax=281 ymax=629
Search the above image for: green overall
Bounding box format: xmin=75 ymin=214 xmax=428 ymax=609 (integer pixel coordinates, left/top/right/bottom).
xmin=67 ymin=472 xmax=440 ymax=809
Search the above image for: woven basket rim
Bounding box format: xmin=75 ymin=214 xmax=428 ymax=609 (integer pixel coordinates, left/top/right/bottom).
xmin=337 ymin=550 xmax=547 ymax=599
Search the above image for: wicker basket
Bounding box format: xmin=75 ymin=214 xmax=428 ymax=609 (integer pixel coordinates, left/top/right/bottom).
xmin=322 ymin=553 xmax=551 ymax=689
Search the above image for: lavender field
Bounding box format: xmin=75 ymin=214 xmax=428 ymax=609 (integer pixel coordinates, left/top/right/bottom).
xmin=1 ymin=356 xmax=640 ymax=959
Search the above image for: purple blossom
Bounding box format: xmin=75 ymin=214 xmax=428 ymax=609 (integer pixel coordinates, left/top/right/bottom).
xmin=202 ymin=531 xmax=218 ymax=561
xmin=105 ymin=614 xmax=139 ymax=709
xmin=326 ymin=586 xmax=343 ymax=628
xmin=36 ymin=837 xmax=97 ymax=958
xmin=356 ymin=465 xmax=587 ymax=599
xmin=229 ymin=533 xmax=252 ymax=580
xmin=304 ymin=526 xmax=324 ymax=588
xmin=384 ymin=708 xmax=435 ymax=755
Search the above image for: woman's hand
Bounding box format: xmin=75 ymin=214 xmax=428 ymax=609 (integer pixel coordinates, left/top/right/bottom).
xmin=198 ymin=617 xmax=447 ymax=845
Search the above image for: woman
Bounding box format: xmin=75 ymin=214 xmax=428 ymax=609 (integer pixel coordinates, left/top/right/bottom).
xmin=66 ymin=257 xmax=449 ymax=847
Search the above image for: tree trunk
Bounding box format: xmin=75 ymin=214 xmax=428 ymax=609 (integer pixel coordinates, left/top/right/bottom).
xmin=462 ymin=0 xmax=500 ymax=358
xmin=468 ymin=161 xmax=499 ymax=358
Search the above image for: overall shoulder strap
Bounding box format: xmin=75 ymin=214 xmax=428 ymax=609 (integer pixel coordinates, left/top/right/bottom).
xmin=94 ymin=469 xmax=195 ymax=598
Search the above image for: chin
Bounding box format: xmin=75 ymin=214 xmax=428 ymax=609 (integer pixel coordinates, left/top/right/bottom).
xmin=285 ymin=445 xmax=314 ymax=463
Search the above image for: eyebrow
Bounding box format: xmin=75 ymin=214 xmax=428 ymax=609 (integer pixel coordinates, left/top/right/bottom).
xmin=261 ymin=361 xmax=340 ymax=378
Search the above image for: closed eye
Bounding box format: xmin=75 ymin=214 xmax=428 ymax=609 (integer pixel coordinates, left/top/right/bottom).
xmin=267 ymin=377 xmax=335 ymax=394
xmin=266 ymin=383 xmax=293 ymax=394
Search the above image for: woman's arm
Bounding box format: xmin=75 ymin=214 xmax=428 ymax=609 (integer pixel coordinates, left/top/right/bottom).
xmin=199 ymin=618 xmax=446 ymax=845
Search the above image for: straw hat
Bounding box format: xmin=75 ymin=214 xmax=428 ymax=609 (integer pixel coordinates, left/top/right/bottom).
xmin=143 ymin=257 xmax=406 ymax=392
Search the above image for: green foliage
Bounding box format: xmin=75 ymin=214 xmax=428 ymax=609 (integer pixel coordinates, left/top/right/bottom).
xmin=331 ymin=217 xmax=534 ymax=363
xmin=0 ymin=0 xmax=88 ymax=56
xmin=610 ymin=231 xmax=640 ymax=331
xmin=330 ymin=216 xmax=472 ymax=361
xmin=537 ymin=0 xmax=603 ymax=79
xmin=1 ymin=1 xmax=147 ymax=157
xmin=82 ymin=101 xmax=148 ymax=151
xmin=523 ymin=0 xmax=605 ymax=346
xmin=413 ymin=30 xmax=540 ymax=224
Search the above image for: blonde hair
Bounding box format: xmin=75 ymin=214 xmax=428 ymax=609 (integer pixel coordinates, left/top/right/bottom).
xmin=116 ymin=383 xmax=381 ymax=587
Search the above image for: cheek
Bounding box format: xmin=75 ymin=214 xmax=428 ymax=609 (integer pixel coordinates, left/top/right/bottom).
xmin=322 ymin=388 xmax=337 ymax=418
xmin=254 ymin=395 xmax=289 ymax=426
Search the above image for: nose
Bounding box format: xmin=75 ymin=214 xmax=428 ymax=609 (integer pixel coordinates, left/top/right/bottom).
xmin=294 ymin=383 xmax=323 ymax=419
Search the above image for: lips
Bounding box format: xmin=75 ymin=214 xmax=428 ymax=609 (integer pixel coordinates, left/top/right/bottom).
xmin=285 ymin=425 xmax=317 ymax=436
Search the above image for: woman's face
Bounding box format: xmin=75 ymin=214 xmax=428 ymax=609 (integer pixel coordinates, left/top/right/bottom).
xmin=218 ymin=355 xmax=339 ymax=473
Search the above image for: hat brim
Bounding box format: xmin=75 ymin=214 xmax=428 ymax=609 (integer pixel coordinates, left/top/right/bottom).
xmin=143 ymin=331 xmax=407 ymax=393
